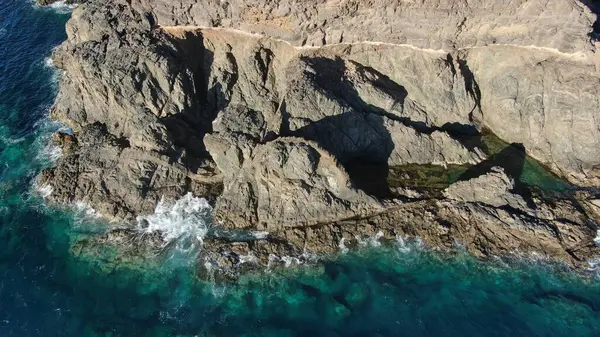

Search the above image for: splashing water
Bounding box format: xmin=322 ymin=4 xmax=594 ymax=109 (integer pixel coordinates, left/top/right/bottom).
xmin=44 ymin=57 xmax=54 ymax=68
xmin=34 ymin=181 xmax=53 ymax=198
xmin=356 ymin=230 xmax=385 ymax=247
xmin=49 ymin=1 xmax=78 ymax=10
xmin=137 ymin=193 xmax=214 ymax=254
xmin=33 ymin=0 xmax=78 ymax=14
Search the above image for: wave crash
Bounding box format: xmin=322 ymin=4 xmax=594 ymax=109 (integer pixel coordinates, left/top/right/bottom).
xmin=136 ymin=193 xmax=214 ymax=256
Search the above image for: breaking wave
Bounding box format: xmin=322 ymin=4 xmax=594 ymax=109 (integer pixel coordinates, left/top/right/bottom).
xmin=44 ymin=57 xmax=54 ymax=68
xmin=136 ymin=193 xmax=214 ymax=254
xmin=34 ymin=182 xmax=53 ymax=198
xmin=43 ymin=56 xmax=63 ymax=85
xmin=35 ymin=1 xmax=78 ymax=14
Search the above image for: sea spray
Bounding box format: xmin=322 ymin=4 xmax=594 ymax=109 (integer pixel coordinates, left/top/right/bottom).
xmin=395 ymin=234 xmax=424 ymax=254
xmin=594 ymin=230 xmax=600 ymax=247
xmin=36 ymin=142 xmax=61 ymax=163
xmin=338 ymin=237 xmax=349 ymax=254
xmin=33 ymin=118 xmax=65 ymax=166
xmin=137 ymin=192 xmax=214 ymax=255
xmin=73 ymin=201 xmax=101 ymax=220
xmin=44 ymin=57 xmax=54 ymax=68
xmin=34 ymin=0 xmax=78 ymax=14
xmin=587 ymin=258 xmax=600 ymax=278
xmin=34 ymin=182 xmax=53 ymax=198
xmin=355 ymin=230 xmax=384 ymax=247
xmin=43 ymin=56 xmax=63 ymax=84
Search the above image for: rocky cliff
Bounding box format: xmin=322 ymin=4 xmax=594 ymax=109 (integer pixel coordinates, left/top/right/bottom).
xmin=38 ymin=0 xmax=600 ymax=277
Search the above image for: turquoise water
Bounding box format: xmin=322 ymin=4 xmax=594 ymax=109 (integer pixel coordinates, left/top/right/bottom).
xmin=2 ymin=1 xmax=600 ymax=336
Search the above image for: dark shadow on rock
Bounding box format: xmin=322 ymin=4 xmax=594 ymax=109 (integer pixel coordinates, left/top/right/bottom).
xmin=457 ymin=142 xmax=535 ymax=208
xmin=581 ymin=0 xmax=600 ymax=40
xmin=288 ymin=56 xmax=484 ymax=199
xmin=300 ymin=56 xmax=483 ymax=149
xmin=164 ymin=30 xmax=232 ymax=135
xmin=158 ymin=31 xmax=228 ymax=172
xmin=303 ymin=57 xmax=408 ymax=119
xmin=288 ymin=57 xmax=399 ymax=198
xmin=291 ymin=111 xmax=396 ymax=197
xmin=440 ymin=122 xmax=480 ymax=137
xmin=456 ymin=56 xmax=482 ymax=119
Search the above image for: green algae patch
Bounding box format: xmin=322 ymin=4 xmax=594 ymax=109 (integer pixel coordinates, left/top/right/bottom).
xmin=387 ymin=164 xmax=469 ymax=190
xmin=478 ymin=131 xmax=572 ymax=192
xmin=383 ymin=130 xmax=572 ymax=195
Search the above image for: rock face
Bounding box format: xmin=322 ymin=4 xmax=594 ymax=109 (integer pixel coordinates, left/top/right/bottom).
xmin=211 ymin=138 xmax=383 ymax=231
xmin=39 ymin=0 xmax=600 ymax=277
xmin=444 ymin=166 xmax=529 ymax=210
xmin=129 ymin=0 xmax=600 ymax=185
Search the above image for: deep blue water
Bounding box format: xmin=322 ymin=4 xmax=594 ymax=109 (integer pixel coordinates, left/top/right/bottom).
xmin=1 ymin=1 xmax=600 ymax=336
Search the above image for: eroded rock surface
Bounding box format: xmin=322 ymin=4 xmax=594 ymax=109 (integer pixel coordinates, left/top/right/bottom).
xmin=39 ymin=0 xmax=600 ymax=277
xmin=444 ymin=166 xmax=529 ymax=210
xmin=212 ymin=138 xmax=383 ymax=231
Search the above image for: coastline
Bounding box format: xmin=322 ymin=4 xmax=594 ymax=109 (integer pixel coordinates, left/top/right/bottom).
xmin=1 ymin=2 xmax=600 ymax=335
xmin=35 ymin=0 xmax=600 ymax=280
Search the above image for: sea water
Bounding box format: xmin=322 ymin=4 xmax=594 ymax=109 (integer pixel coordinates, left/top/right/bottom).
xmin=1 ymin=1 xmax=600 ymax=336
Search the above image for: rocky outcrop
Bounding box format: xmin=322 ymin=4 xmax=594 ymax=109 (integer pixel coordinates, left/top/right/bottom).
xmin=211 ymin=138 xmax=383 ymax=231
xmin=39 ymin=0 xmax=600 ymax=277
xmin=197 ymin=168 xmax=598 ymax=279
xmin=444 ymin=166 xmax=530 ymax=210
xmin=39 ymin=123 xmax=222 ymax=220
xmin=132 ymin=0 xmax=600 ymax=185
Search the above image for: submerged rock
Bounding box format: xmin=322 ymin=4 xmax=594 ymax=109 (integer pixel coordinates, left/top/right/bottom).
xmin=40 ymin=0 xmax=600 ymax=278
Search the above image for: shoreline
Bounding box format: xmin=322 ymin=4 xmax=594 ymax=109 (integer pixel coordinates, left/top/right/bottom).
xmin=37 ymin=0 xmax=600 ymax=282
xmin=6 ymin=0 xmax=600 ymax=335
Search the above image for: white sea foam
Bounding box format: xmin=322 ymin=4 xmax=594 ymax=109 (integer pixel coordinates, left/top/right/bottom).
xmin=62 ymin=201 xmax=106 ymax=232
xmin=1 ymin=135 xmax=26 ymax=145
xmin=238 ymin=253 xmax=258 ymax=264
xmin=356 ymin=231 xmax=384 ymax=247
xmin=267 ymin=254 xmax=279 ymax=270
xmin=36 ymin=183 xmax=53 ymax=198
xmin=49 ymin=0 xmax=77 ymax=9
xmin=44 ymin=57 xmax=54 ymax=68
xmin=201 ymin=262 xmax=226 ymax=297
xmin=338 ymin=237 xmax=349 ymax=254
xmin=137 ymin=193 xmax=213 ymax=253
xmin=250 ymin=231 xmax=269 ymax=239
xmin=587 ymin=258 xmax=600 ymax=277
xmin=394 ymin=235 xmax=424 ymax=255
xmin=281 ymin=256 xmax=302 ymax=267
xmin=593 ymin=230 xmax=600 ymax=247
xmin=43 ymin=57 xmax=63 ymax=85
xmin=74 ymin=201 xmax=100 ymax=218
xmin=31 ymin=118 xmax=65 ymax=167
xmin=395 ymin=235 xmax=412 ymax=253
xmin=36 ymin=142 xmax=62 ymax=164
xmin=41 ymin=1 xmax=78 ymax=14
xmin=266 ymin=254 xmax=305 ymax=268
